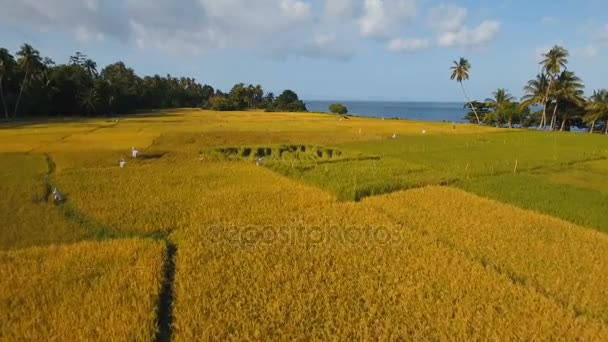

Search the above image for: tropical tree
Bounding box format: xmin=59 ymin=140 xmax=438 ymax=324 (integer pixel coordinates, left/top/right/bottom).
xmin=486 ymin=89 xmax=516 ymax=127
xmin=552 ymin=71 xmax=585 ymax=131
xmin=79 ymin=88 xmax=99 ymax=116
xmin=539 ymin=45 xmax=569 ymax=129
xmin=329 ymin=103 xmax=348 ymax=115
xmin=486 ymin=88 xmax=515 ymax=110
xmin=13 ymin=44 xmax=44 ymax=118
xmin=450 ymin=57 xmax=480 ymax=124
xmin=83 ymin=59 xmax=98 ymax=78
xmin=585 ymin=90 xmax=608 ymax=134
xmin=273 ymin=90 xmax=307 ymax=112
xmin=521 ymin=73 xmax=549 ymax=126
xmin=462 ymin=101 xmax=491 ymax=124
xmin=0 ymin=48 xmax=15 ymax=118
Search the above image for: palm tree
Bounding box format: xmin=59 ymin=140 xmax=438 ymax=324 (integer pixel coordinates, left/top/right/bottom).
xmin=552 ymin=71 xmax=585 ymax=131
xmin=539 ymin=45 xmax=569 ymax=129
xmin=13 ymin=44 xmax=43 ymax=118
xmin=486 ymin=88 xmax=515 ymax=109
xmin=521 ymin=73 xmax=549 ymax=125
xmin=486 ymin=88 xmax=516 ymax=127
xmin=80 ymin=88 xmax=99 ymax=116
xmin=450 ymin=57 xmax=480 ymax=124
xmin=83 ymin=59 xmax=98 ymax=78
xmin=0 ymin=48 xmax=15 ymax=119
xmin=585 ymin=90 xmax=608 ymax=134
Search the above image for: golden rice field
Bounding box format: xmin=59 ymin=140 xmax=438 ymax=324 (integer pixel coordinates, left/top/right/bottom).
xmin=1 ymin=109 xmax=608 ymax=340
xmin=0 ymin=239 xmax=165 ymax=341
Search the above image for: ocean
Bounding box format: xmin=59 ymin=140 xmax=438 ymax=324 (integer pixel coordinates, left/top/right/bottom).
xmin=305 ymin=100 xmax=468 ymax=122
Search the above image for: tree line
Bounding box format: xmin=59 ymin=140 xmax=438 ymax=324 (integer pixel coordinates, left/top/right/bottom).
xmin=0 ymin=43 xmax=307 ymax=119
xmin=452 ymin=46 xmax=608 ymax=133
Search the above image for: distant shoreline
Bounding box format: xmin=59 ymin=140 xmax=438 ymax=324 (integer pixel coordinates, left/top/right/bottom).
xmin=304 ymin=100 xmax=467 ymax=122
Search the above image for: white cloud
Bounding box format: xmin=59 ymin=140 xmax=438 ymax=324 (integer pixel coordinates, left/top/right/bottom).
xmin=427 ymin=4 xmax=499 ymax=49
xmin=387 ymin=37 xmax=430 ymax=53
xmin=0 ymin=0 xmax=129 ymax=43
xmin=437 ymin=20 xmax=500 ymax=48
xmin=280 ymin=0 xmax=312 ymax=21
xmin=324 ymin=0 xmax=357 ymax=17
xmin=428 ymin=4 xmax=467 ymax=33
xmin=358 ymin=0 xmax=417 ymax=38
xmin=0 ymin=0 xmax=502 ymax=58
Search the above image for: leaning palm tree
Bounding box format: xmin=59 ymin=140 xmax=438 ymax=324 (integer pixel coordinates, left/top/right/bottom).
xmin=450 ymin=57 xmax=480 ymax=124
xmin=13 ymin=44 xmax=43 ymax=118
xmin=551 ymin=71 xmax=585 ymax=131
xmin=539 ymin=45 xmax=569 ymax=129
xmin=0 ymin=48 xmax=15 ymax=119
xmin=585 ymin=90 xmax=608 ymax=134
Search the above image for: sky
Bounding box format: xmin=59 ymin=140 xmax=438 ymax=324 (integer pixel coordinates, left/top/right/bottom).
xmin=0 ymin=0 xmax=607 ymax=102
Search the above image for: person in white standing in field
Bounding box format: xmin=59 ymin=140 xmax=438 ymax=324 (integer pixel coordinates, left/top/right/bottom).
xmin=119 ymin=158 xmax=126 ymax=168
xmin=52 ymin=188 xmax=63 ymax=203
xmin=132 ymin=147 xmax=138 ymax=158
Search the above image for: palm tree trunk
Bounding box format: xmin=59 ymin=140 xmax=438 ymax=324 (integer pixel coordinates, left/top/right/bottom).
xmin=551 ymin=101 xmax=559 ymax=130
xmin=540 ymin=77 xmax=554 ymax=130
xmin=560 ymin=115 xmax=567 ymax=131
xmin=13 ymin=71 xmax=28 ymax=119
xmin=589 ymin=120 xmax=595 ymax=133
xmin=460 ymin=82 xmax=480 ymax=124
xmin=508 ymin=117 xmax=513 ymax=128
xmin=0 ymin=77 xmax=8 ymax=119
xmin=605 ymin=121 xmax=608 ymax=135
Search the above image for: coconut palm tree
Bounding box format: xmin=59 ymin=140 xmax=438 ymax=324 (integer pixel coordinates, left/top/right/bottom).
xmin=486 ymin=88 xmax=515 ymax=109
xmin=551 ymin=71 xmax=585 ymax=131
xmin=486 ymin=88 xmax=516 ymax=127
xmin=83 ymin=59 xmax=98 ymax=78
xmin=13 ymin=44 xmax=43 ymax=118
xmin=521 ymin=73 xmax=549 ymax=125
xmin=450 ymin=57 xmax=480 ymax=124
xmin=585 ymin=90 xmax=608 ymax=134
xmin=80 ymin=88 xmax=99 ymax=116
xmin=0 ymin=48 xmax=15 ymax=119
xmin=539 ymin=45 xmax=569 ymax=129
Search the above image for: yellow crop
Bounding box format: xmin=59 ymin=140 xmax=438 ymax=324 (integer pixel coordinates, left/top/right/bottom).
xmin=363 ymin=186 xmax=608 ymax=323
xmin=0 ymin=239 xmax=165 ymax=341
xmin=1 ymin=109 xmax=607 ymax=340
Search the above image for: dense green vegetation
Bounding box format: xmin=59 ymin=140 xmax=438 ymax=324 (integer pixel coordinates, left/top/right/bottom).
xmin=329 ymin=103 xmax=348 ymax=115
xmin=0 ymin=44 xmax=307 ymax=118
xmin=454 ymin=46 xmax=608 ymax=131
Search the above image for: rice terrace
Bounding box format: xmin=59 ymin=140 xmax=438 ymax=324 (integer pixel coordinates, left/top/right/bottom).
xmin=1 ymin=109 xmax=608 ymax=340
xmin=2 ymin=1 xmax=608 ymax=340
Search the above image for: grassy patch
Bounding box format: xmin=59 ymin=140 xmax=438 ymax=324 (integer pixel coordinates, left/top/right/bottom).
xmin=456 ymin=172 xmax=608 ymax=232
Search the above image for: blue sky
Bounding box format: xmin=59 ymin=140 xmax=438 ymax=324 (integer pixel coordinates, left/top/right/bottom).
xmin=1 ymin=0 xmax=607 ymax=101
